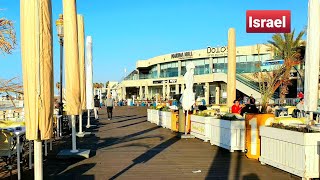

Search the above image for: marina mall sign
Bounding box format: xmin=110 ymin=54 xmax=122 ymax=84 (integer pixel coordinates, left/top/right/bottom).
xmin=171 ymin=51 xmax=193 ymax=59
xmin=170 ymin=46 xmax=228 ymax=59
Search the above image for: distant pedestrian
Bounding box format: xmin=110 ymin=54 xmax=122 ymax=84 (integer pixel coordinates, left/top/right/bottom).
xmin=94 ymin=95 xmax=101 ymax=120
xmin=106 ymin=94 xmax=114 ymax=120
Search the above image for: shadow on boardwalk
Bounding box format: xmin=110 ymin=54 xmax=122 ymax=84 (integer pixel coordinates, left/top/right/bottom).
xmin=109 ymin=135 xmax=180 ymax=180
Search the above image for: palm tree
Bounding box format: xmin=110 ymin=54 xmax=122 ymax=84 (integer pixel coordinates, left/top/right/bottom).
xmin=267 ymin=29 xmax=306 ymax=102
xmin=0 ymin=18 xmax=16 ymax=54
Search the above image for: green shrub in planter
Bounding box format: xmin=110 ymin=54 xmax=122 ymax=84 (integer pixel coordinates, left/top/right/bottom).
xmin=196 ymin=112 xmax=211 ymax=117
xmin=221 ymin=113 xmax=244 ymax=120
xmin=270 ymin=123 xmax=317 ymax=133
xmin=160 ymin=106 xmax=171 ymax=112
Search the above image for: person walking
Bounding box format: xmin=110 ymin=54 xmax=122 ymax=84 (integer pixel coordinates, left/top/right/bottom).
xmin=94 ymin=95 xmax=101 ymax=120
xmin=106 ymin=94 xmax=114 ymax=120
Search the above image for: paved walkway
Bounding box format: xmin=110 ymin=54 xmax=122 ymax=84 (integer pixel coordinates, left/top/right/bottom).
xmin=2 ymin=106 xmax=299 ymax=180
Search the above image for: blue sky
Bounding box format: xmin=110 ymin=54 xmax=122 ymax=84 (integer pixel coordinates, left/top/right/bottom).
xmin=0 ymin=0 xmax=308 ymax=85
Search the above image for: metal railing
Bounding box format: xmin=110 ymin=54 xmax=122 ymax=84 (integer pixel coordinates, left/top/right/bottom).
xmin=235 ymin=74 xmax=279 ymax=99
xmin=235 ymin=74 xmax=260 ymax=93
xmin=274 ymin=98 xmax=298 ymax=106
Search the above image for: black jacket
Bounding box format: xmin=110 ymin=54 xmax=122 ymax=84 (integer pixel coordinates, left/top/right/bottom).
xmin=94 ymin=98 xmax=100 ymax=108
xmin=240 ymin=104 xmax=259 ymax=116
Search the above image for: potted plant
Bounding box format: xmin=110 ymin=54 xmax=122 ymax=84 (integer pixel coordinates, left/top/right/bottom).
xmin=209 ymin=113 xmax=246 ymax=152
xmin=245 ymin=41 xmax=303 ymax=159
xmin=148 ymin=105 xmax=160 ymax=125
xmin=147 ymin=105 xmax=156 ymax=122
xmin=190 ymin=112 xmax=213 ymax=142
xmin=159 ymin=106 xmax=171 ymax=128
xmin=260 ymin=123 xmax=320 ymax=179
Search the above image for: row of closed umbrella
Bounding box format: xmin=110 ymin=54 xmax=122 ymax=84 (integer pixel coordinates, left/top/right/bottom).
xmin=20 ymin=0 xmax=94 ymax=179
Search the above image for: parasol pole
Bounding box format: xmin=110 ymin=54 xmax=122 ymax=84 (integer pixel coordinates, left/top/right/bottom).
xmin=34 ymin=139 xmax=43 ymax=180
xmin=185 ymin=110 xmax=188 ymax=135
xmin=71 ymin=115 xmax=78 ymax=152
xmin=86 ymin=110 xmax=91 ymax=128
xmin=78 ymin=111 xmax=84 ymax=136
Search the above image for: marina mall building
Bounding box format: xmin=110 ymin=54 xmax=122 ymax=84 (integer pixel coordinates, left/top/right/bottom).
xmin=117 ymin=44 xmax=299 ymax=104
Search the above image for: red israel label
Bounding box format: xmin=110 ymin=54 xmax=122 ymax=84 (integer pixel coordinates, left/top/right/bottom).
xmin=246 ymin=10 xmax=291 ymax=33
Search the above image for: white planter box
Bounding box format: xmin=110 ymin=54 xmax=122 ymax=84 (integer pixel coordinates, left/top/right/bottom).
xmin=147 ymin=109 xmax=152 ymax=122
xmin=160 ymin=111 xmax=171 ymax=129
xmin=158 ymin=111 xmax=164 ymax=126
xmin=150 ymin=109 xmax=160 ymax=125
xmin=209 ymin=119 xmax=245 ymax=152
xmin=260 ymin=126 xmax=320 ymax=179
xmin=190 ymin=115 xmax=213 ymax=142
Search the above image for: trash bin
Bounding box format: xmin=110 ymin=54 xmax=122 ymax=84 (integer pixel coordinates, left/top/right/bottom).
xmin=171 ymin=110 xmax=179 ymax=132
xmin=245 ymin=113 xmax=275 ymax=160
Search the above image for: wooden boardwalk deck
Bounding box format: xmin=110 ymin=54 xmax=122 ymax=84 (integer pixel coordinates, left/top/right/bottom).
xmin=1 ymin=106 xmax=299 ymax=180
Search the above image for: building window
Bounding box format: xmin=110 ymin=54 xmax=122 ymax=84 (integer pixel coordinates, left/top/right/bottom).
xmin=149 ymin=65 xmax=158 ymax=78
xmin=194 ymin=84 xmax=205 ymax=98
xmin=160 ymin=62 xmax=178 ymax=78
xmin=181 ymin=58 xmax=210 ymax=76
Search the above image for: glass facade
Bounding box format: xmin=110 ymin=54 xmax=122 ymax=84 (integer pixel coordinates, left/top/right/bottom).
xmin=128 ymin=53 xmax=272 ymax=80
xmin=182 ymin=58 xmax=210 ymax=76
xmin=194 ymin=84 xmax=205 ymax=98
xmin=212 ymin=54 xmax=270 ymax=73
xmin=149 ymin=65 xmax=158 ymax=78
xmin=124 ymin=70 xmax=139 ymax=80
xmin=160 ymin=62 xmax=178 ymax=78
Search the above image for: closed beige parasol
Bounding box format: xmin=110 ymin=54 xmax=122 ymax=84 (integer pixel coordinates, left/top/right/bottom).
xmin=20 ymin=0 xmax=53 ymax=179
xmin=77 ymin=14 xmax=86 ymax=111
xmin=77 ymin=14 xmax=87 ymax=137
xmin=21 ymin=0 xmax=53 ymax=141
xmin=63 ymin=0 xmax=81 ymax=116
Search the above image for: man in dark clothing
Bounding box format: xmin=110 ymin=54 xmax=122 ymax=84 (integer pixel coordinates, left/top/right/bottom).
xmin=240 ymin=98 xmax=259 ymax=116
xmin=94 ymin=95 xmax=101 ymax=120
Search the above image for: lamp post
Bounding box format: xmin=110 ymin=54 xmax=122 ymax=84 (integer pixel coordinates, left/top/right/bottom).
xmin=56 ymin=14 xmax=64 ymax=136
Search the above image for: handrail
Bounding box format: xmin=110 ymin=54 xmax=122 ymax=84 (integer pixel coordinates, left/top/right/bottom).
xmin=235 ymin=74 xmax=278 ymax=99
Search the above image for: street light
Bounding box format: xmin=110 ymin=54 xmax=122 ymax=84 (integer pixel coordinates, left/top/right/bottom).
xmin=56 ymin=14 xmax=64 ymax=136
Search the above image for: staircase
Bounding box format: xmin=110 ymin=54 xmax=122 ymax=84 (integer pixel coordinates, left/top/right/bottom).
xmin=235 ymin=74 xmax=279 ymax=99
